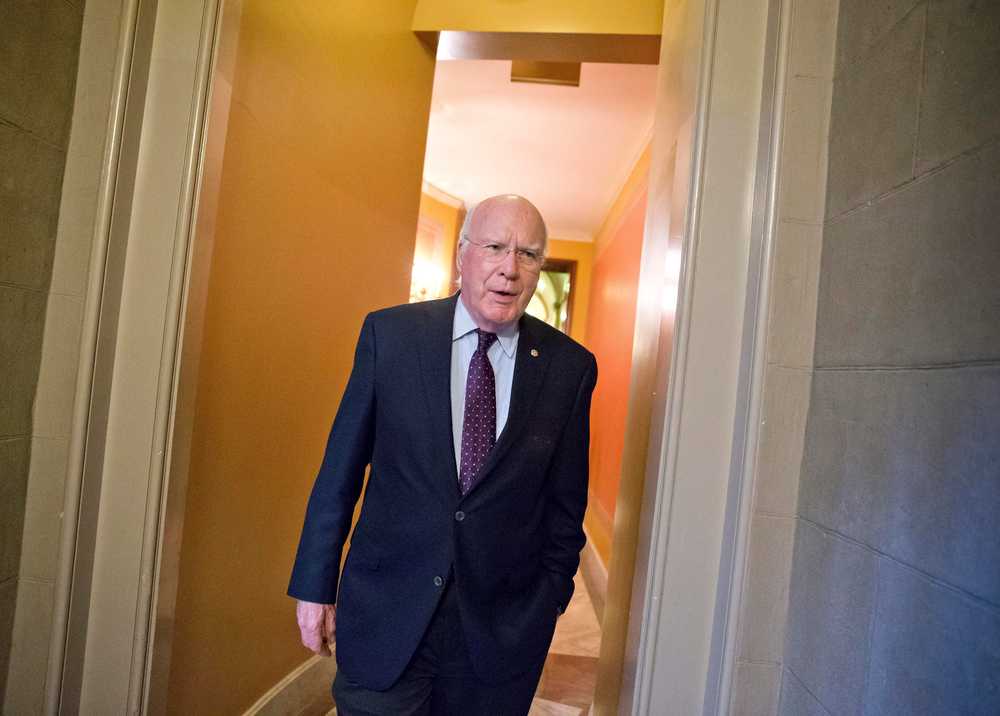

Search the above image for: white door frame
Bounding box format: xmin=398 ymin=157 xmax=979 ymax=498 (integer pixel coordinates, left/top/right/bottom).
xmin=50 ymin=0 xmax=783 ymax=712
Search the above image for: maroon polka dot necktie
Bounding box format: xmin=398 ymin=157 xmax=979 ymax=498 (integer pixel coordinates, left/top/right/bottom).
xmin=459 ymin=329 xmax=498 ymax=495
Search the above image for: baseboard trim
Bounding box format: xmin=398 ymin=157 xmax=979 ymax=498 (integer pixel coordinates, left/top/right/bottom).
xmin=242 ymin=653 xmax=337 ymax=716
xmin=580 ymin=528 xmax=609 ymax=622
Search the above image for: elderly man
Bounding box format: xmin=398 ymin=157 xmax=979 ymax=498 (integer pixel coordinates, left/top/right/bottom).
xmin=288 ymin=194 xmax=597 ymax=715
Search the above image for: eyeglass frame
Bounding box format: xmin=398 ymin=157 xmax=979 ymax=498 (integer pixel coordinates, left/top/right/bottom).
xmin=460 ymin=236 xmax=547 ymax=270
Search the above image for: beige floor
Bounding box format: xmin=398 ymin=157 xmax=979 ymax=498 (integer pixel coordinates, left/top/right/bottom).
xmin=529 ymin=572 xmax=602 ymax=715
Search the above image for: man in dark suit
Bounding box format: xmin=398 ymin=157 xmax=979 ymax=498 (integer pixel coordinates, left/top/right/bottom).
xmin=288 ymin=194 xmax=597 ymax=715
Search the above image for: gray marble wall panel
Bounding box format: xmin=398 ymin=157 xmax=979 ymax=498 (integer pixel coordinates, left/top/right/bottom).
xmin=917 ymin=0 xmax=1000 ymax=172
xmin=865 ymin=559 xmax=1000 ymax=715
xmin=826 ymin=6 xmax=924 ymax=217
xmin=0 ymin=123 xmax=67 ymax=291
xmin=0 ymin=1 xmax=86 ymax=704
xmin=787 ymin=0 xmax=1000 ymax=714
xmin=0 ymin=287 xmax=48 ymax=437
xmin=815 ymin=142 xmax=1000 ymax=368
xmin=739 ymin=516 xmax=796 ymax=662
xmin=777 ymin=668 xmax=833 ymax=716
xmin=731 ymin=663 xmax=781 ymax=716
xmin=834 ymin=0 xmax=922 ymax=73
xmin=0 ymin=0 xmax=85 ymax=146
xmin=801 ymin=366 xmax=1000 ymax=605
xmin=0 ymin=579 xmax=15 ymax=706
xmin=784 ymin=521 xmax=877 ymax=716
xmin=0 ymin=439 xmax=30 ymax=583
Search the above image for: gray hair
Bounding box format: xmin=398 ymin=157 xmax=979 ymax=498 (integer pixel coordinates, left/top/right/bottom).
xmin=457 ymin=197 xmax=549 ymax=255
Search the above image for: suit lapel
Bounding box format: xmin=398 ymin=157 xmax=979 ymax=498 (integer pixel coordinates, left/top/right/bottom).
xmin=418 ymin=294 xmax=461 ymax=491
xmin=462 ymin=315 xmax=551 ymax=500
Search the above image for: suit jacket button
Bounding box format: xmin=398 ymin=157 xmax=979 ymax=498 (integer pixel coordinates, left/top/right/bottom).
xmin=454 ymin=510 xmax=465 ymax=522
xmin=433 ymin=575 xmax=444 ymax=587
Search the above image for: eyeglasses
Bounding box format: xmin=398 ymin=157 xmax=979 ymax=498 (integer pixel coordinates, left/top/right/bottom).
xmin=463 ymin=237 xmax=545 ymax=270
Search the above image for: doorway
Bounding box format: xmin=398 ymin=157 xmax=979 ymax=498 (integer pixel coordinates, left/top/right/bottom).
xmin=529 ymin=260 xmax=576 ymax=335
xmin=54 ymin=1 xmax=779 ymax=714
xmin=408 ymin=49 xmax=658 ymax=712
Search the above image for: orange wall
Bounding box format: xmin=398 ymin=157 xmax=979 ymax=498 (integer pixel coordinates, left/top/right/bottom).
xmin=411 ymin=189 xmax=463 ymax=301
xmin=584 ymin=147 xmax=650 ymax=564
xmin=165 ymin=2 xmax=435 ymax=713
xmin=546 ymin=238 xmax=594 ymax=346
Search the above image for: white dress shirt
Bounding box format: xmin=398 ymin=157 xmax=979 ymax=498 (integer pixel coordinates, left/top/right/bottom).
xmin=450 ymin=296 xmax=518 ymax=474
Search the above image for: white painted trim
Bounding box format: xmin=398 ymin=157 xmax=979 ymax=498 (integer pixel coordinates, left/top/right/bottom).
xmin=47 ymin=1 xmax=142 ymax=713
xmin=133 ymin=0 xmax=223 ymax=712
xmin=626 ymin=0 xmax=778 ymax=711
xmin=64 ymin=0 xmax=223 ymax=711
xmin=421 ymin=180 xmax=466 ymax=209
xmin=630 ymin=0 xmax=718 ymax=708
xmin=592 ymin=121 xmax=654 ymax=246
xmin=549 ymin=230 xmax=595 ymax=243
xmin=707 ymin=0 xmax=790 ymax=712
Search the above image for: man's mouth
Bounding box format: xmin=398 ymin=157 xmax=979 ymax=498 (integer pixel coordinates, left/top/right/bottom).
xmin=489 ymin=288 xmax=517 ymax=302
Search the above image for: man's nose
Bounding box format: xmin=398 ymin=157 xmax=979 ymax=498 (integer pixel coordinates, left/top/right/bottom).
xmin=498 ymin=248 xmax=520 ymax=277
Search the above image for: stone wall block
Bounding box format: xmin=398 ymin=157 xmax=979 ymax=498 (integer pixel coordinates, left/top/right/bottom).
xmin=788 ymin=0 xmax=839 ymax=79
xmin=778 ymin=668 xmax=833 ymax=716
xmin=0 ymin=125 xmax=66 ymax=292
xmin=816 ymin=142 xmax=1000 ymax=367
xmin=31 ymin=294 xmax=84 ymax=440
xmin=785 ymin=520 xmax=877 ymax=716
xmin=0 ymin=0 xmax=85 ymax=146
xmin=3 ymin=579 xmax=54 ymax=715
xmin=801 ymin=367 xmax=1000 ymax=605
xmin=0 ymin=579 xmax=16 ymax=705
xmin=0 ymin=287 xmax=48 ymax=438
xmin=739 ymin=516 xmax=797 ymax=662
xmin=767 ymin=222 xmax=822 ymax=369
xmin=834 ymin=0 xmax=923 ymax=75
xmin=0 ymin=440 xmax=31 ymax=583
xmin=731 ymin=662 xmax=781 ymax=716
xmin=778 ymin=79 xmax=832 ymax=224
xmin=18 ymin=437 xmax=69 ymax=582
xmin=916 ymin=0 xmax=1000 ymax=172
xmin=826 ymin=7 xmax=924 ymax=218
xmin=755 ymin=366 xmax=810 ymax=516
xmin=864 ymin=558 xmax=1000 ymax=714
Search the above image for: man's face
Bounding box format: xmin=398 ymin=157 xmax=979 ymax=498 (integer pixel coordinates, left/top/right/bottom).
xmin=458 ymin=197 xmax=546 ymax=333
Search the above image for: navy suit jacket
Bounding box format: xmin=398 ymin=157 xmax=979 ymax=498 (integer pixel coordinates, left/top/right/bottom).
xmin=287 ymin=293 xmax=597 ymax=690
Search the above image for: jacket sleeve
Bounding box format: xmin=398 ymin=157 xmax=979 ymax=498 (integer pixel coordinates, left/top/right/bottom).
xmin=541 ymin=353 xmax=598 ymax=611
xmin=287 ymin=314 xmax=376 ymax=604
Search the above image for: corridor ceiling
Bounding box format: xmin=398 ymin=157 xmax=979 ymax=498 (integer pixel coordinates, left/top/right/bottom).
xmin=422 ymin=59 xmax=658 ymax=242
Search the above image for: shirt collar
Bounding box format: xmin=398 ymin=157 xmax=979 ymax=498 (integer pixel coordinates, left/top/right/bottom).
xmin=453 ymin=294 xmax=518 ymax=358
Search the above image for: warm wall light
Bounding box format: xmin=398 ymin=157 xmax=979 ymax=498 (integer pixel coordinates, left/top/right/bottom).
xmin=510 ymin=60 xmax=581 ymax=87
xmin=410 ymin=259 xmax=448 ymax=302
xmin=662 ymin=247 xmax=682 ymax=316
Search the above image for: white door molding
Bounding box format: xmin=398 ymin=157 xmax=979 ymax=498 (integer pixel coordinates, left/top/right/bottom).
xmin=622 ymin=0 xmax=780 ymax=712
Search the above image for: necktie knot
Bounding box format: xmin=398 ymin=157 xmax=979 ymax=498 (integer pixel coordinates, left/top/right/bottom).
xmin=476 ymin=329 xmax=498 ymax=353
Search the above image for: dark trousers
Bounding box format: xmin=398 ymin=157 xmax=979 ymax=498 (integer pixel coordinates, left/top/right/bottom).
xmin=333 ymin=577 xmax=545 ymax=716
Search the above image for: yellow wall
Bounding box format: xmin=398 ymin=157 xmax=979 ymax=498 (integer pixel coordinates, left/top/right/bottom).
xmin=413 ymin=0 xmax=664 ymax=35
xmin=165 ymin=2 xmax=435 ymax=713
xmin=411 ymin=190 xmax=463 ymax=301
xmin=545 ymin=238 xmax=594 ymax=346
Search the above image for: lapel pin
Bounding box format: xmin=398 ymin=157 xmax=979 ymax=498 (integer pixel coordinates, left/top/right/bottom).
xmin=530 ymin=348 xmax=539 ymax=358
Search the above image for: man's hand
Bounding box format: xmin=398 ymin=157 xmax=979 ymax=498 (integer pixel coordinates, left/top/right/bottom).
xmin=296 ymin=600 xmax=336 ymax=656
